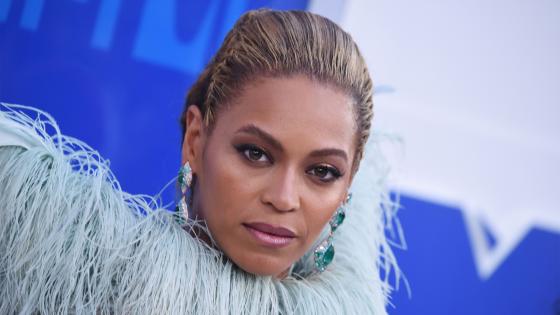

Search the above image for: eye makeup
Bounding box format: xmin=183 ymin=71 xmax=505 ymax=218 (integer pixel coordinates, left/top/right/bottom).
xmin=306 ymin=164 xmax=344 ymax=183
xmin=234 ymin=143 xmax=273 ymax=165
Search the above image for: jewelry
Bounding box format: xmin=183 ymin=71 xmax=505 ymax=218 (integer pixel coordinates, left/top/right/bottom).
xmin=175 ymin=162 xmax=193 ymax=225
xmin=314 ymin=193 xmax=352 ymax=272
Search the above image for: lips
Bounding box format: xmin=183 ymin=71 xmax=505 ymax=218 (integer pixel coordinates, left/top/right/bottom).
xmin=243 ymin=222 xmax=296 ymax=238
xmin=243 ymin=222 xmax=296 ymax=248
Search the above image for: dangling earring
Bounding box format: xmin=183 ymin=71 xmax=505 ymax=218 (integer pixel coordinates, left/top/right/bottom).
xmin=175 ymin=161 xmax=193 ymax=225
xmin=314 ymin=193 xmax=352 ymax=272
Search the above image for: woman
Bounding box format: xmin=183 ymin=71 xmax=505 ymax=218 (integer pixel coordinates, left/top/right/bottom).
xmin=0 ymin=9 xmax=400 ymax=314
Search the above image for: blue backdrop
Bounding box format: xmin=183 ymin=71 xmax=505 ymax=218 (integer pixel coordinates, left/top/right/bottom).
xmin=1 ymin=1 xmax=558 ymax=314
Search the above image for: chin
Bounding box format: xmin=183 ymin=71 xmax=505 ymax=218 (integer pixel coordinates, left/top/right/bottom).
xmin=232 ymin=252 xmax=292 ymax=277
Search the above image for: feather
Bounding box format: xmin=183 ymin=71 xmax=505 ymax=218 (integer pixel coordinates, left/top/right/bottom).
xmin=0 ymin=103 xmax=402 ymax=314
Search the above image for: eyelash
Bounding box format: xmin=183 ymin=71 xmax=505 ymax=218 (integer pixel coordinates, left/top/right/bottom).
xmin=235 ymin=144 xmax=273 ymax=164
xmin=306 ymin=164 xmax=343 ymax=183
xmin=234 ymin=144 xmax=344 ymax=183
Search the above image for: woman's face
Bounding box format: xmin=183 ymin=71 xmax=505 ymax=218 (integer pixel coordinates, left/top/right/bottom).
xmin=182 ymin=75 xmax=356 ymax=277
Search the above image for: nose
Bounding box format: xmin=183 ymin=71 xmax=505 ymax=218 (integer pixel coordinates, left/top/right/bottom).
xmin=261 ymin=166 xmax=301 ymax=212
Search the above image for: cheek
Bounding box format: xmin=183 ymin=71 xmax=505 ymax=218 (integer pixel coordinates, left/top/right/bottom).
xmin=301 ymin=193 xmax=341 ymax=241
xmin=198 ymin=144 xmax=259 ymax=227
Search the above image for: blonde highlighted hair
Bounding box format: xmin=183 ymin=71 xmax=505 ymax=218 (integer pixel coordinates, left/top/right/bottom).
xmin=181 ymin=9 xmax=374 ymax=170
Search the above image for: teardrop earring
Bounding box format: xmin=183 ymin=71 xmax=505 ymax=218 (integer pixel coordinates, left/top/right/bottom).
xmin=175 ymin=161 xmax=193 ymax=225
xmin=314 ymin=193 xmax=352 ymax=272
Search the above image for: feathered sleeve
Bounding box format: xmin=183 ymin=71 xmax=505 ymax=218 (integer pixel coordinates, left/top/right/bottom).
xmin=0 ymin=103 xmax=401 ymax=314
xmin=0 ymin=103 xmax=217 ymax=314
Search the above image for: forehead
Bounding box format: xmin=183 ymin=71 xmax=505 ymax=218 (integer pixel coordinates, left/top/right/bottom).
xmin=214 ymin=75 xmax=356 ymax=152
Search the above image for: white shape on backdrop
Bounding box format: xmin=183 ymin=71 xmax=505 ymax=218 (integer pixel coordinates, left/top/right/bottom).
xmin=311 ymin=0 xmax=560 ymax=280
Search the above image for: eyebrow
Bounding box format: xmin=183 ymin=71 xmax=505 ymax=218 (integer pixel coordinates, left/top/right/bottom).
xmin=236 ymin=124 xmax=284 ymax=151
xmin=235 ymin=124 xmax=348 ymax=162
xmin=309 ymin=148 xmax=348 ymax=162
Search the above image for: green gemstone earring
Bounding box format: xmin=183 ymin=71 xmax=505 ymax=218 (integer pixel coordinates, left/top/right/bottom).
xmin=175 ymin=162 xmax=192 ymax=225
xmin=314 ymin=193 xmax=352 ymax=272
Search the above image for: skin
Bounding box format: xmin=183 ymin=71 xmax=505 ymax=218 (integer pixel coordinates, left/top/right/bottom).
xmin=181 ymin=75 xmax=357 ymax=277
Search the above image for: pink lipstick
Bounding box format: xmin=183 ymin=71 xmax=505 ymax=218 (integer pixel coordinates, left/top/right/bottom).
xmin=243 ymin=222 xmax=296 ymax=248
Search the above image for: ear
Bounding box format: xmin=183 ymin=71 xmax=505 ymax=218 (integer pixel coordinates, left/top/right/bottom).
xmin=181 ymin=105 xmax=205 ymax=173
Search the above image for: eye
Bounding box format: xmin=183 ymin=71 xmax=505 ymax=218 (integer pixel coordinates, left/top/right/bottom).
xmin=235 ymin=144 xmax=272 ymax=164
xmin=307 ymin=164 xmax=343 ymax=183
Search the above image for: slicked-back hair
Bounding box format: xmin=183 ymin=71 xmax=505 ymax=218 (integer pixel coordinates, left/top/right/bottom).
xmin=181 ymin=9 xmax=374 ymax=172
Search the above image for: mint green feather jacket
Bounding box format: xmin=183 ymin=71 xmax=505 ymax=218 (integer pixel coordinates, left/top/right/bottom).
xmin=0 ymin=103 xmax=400 ymax=314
